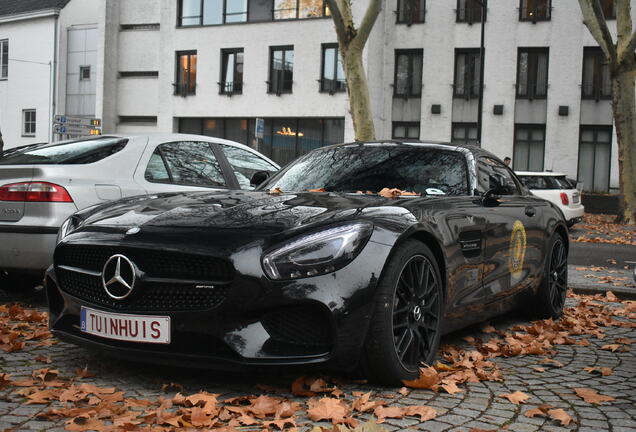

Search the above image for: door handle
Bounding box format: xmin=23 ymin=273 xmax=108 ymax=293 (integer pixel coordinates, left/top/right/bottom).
xmin=525 ymin=206 xmax=536 ymax=217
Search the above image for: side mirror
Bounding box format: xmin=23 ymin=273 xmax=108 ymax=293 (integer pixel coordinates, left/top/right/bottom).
xmin=250 ymin=171 xmax=271 ymax=187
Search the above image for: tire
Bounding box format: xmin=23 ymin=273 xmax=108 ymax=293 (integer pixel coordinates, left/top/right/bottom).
xmin=533 ymin=232 xmax=568 ymax=319
xmin=362 ymin=240 xmax=444 ymax=384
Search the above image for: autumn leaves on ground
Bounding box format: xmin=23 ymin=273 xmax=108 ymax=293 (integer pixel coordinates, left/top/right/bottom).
xmin=1 ymin=292 xmax=634 ymax=431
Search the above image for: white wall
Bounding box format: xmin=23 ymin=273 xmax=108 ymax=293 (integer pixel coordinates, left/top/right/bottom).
xmin=0 ymin=14 xmax=56 ymax=148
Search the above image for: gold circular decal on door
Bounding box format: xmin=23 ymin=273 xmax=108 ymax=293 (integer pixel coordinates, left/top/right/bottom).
xmin=508 ymin=220 xmax=527 ymax=278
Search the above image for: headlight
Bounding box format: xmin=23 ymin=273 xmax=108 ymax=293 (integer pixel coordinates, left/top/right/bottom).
xmin=57 ymin=215 xmax=81 ymax=244
xmin=262 ymin=222 xmax=373 ymax=280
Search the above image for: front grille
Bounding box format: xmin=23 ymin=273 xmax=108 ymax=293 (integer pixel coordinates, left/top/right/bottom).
xmin=54 ymin=244 xmax=234 ymax=312
xmin=55 ymin=245 xmax=234 ymax=282
xmin=56 ymin=268 xmax=227 ymax=312
xmin=261 ymin=305 xmax=331 ymax=348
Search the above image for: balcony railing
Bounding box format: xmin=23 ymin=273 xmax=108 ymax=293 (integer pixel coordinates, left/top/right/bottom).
xmin=218 ymin=81 xmax=243 ymax=95
xmin=173 ymin=82 xmax=196 ymax=97
xmin=318 ymin=78 xmax=346 ymax=94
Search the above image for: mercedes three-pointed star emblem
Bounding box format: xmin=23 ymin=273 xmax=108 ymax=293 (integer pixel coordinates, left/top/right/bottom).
xmin=101 ymin=254 xmax=137 ymax=300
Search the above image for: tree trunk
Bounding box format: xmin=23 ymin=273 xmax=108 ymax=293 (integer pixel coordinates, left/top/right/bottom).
xmin=342 ymin=46 xmax=376 ymax=142
xmin=612 ymin=70 xmax=636 ymax=223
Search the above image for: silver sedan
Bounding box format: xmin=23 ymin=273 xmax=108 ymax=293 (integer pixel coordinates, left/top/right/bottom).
xmin=0 ymin=134 xmax=279 ymax=287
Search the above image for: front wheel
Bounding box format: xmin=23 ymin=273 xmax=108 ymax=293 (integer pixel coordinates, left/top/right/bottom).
xmin=362 ymin=240 xmax=443 ymax=384
xmin=533 ymin=233 xmax=568 ymax=319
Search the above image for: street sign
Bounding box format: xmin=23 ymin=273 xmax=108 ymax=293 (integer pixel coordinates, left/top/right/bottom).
xmin=54 ymin=125 xmax=101 ymax=136
xmin=54 ymin=115 xmax=102 ymax=128
xmin=255 ymin=118 xmax=265 ymax=139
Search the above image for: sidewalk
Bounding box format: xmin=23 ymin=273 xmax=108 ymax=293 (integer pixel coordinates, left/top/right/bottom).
xmin=569 ymin=264 xmax=636 ymax=299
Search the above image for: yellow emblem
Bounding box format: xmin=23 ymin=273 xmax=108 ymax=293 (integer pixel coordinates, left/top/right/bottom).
xmin=508 ymin=220 xmax=527 ymax=278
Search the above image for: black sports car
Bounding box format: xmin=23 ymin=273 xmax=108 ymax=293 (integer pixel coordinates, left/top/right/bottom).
xmin=46 ymin=141 xmax=568 ymax=383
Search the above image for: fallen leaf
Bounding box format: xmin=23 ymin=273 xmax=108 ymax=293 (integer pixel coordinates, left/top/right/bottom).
xmin=574 ymin=388 xmax=615 ymax=405
xmin=499 ymin=391 xmax=531 ymax=405
xmin=308 ymin=397 xmax=349 ymax=423
xmin=547 ymin=408 xmax=573 ymax=426
xmin=402 ymin=366 xmax=439 ymax=389
xmin=404 ymin=405 xmax=436 ymax=421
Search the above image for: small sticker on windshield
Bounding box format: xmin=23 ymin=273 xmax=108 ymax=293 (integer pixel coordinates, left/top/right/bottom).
xmin=426 ymin=188 xmax=446 ymax=195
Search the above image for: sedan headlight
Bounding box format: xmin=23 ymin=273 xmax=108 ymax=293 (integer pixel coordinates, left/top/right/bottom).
xmin=262 ymin=222 xmax=373 ymax=280
xmin=57 ymin=215 xmax=81 ymax=244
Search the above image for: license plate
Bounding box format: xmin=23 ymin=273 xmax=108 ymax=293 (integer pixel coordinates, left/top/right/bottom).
xmin=572 ymin=192 xmax=580 ymax=204
xmin=80 ymin=307 xmax=170 ymax=344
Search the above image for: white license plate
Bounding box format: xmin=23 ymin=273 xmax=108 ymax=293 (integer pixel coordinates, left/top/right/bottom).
xmin=80 ymin=307 xmax=170 ymax=344
xmin=572 ymin=192 xmax=580 ymax=204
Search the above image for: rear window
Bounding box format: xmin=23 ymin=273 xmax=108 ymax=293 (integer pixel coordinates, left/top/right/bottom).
xmin=519 ymin=175 xmax=573 ymax=190
xmin=0 ymin=137 xmax=128 ymax=165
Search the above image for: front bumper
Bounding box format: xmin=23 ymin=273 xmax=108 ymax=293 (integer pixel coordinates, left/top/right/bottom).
xmin=46 ymin=238 xmax=394 ymax=370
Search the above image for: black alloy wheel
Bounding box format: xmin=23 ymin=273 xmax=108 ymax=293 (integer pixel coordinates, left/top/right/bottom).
xmin=534 ymin=232 xmax=568 ymax=319
xmin=548 ymin=238 xmax=568 ymax=312
xmin=392 ymin=255 xmax=441 ymax=372
xmin=362 ymin=240 xmax=444 ymax=384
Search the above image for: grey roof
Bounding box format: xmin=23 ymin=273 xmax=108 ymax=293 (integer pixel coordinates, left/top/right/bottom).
xmin=0 ymin=0 xmax=71 ymax=17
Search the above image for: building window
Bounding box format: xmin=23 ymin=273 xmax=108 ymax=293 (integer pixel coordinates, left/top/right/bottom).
xmin=0 ymin=39 xmax=7 ymax=79
xmin=220 ymin=48 xmax=244 ymax=95
xmin=274 ymin=0 xmax=328 ymax=20
xmin=320 ymin=43 xmax=345 ymax=94
xmin=582 ymin=47 xmax=611 ymax=100
xmin=79 ymin=65 xmax=91 ymax=81
xmin=178 ymin=0 xmax=247 ymax=26
xmin=453 ymin=49 xmax=480 ymax=99
xmin=22 ymin=110 xmax=36 ymax=137
xmin=519 ymin=0 xmax=551 ymax=22
xmin=269 ymin=46 xmax=294 ymax=95
xmin=175 ymin=51 xmax=197 ymax=96
xmin=516 ymin=48 xmax=549 ymax=100
xmin=578 ymin=126 xmax=612 ymax=192
xmin=392 ymin=122 xmax=420 ymax=139
xmin=513 ymin=125 xmax=545 ymax=171
xmin=179 ymin=117 xmax=345 ymax=166
xmin=397 ymin=0 xmax=426 ymax=24
xmin=394 ymin=49 xmax=423 ymax=98
xmin=601 ymin=0 xmax=616 ymax=19
xmin=456 ymin=0 xmax=485 ymax=23
xmin=452 ymin=123 xmax=478 ymax=146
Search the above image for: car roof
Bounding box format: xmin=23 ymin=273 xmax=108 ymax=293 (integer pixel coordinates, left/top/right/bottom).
xmin=515 ymin=171 xmax=567 ymax=177
xmin=2 ymin=134 xmax=279 ymax=167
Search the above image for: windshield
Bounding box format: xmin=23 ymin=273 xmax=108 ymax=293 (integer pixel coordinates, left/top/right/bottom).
xmin=0 ymin=137 xmax=128 ymax=165
xmin=262 ymin=144 xmax=470 ymax=196
xmin=519 ymin=175 xmax=573 ymax=190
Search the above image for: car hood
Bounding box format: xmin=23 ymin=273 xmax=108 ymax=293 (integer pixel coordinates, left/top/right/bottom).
xmin=79 ymin=190 xmax=422 ymax=238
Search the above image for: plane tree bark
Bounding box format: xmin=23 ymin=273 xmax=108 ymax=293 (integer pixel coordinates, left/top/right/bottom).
xmin=579 ymin=0 xmax=636 ymax=224
xmin=326 ymin=0 xmax=382 ymax=142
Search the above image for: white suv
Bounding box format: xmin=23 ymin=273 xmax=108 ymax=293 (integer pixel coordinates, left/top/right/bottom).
xmin=516 ymin=171 xmax=585 ymax=227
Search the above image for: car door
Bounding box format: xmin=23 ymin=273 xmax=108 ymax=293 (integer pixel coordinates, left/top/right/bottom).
xmin=137 ymin=141 xmax=235 ymax=194
xmin=477 ymin=156 xmax=540 ymax=301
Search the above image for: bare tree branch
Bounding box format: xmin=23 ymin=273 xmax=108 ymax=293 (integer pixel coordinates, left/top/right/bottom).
xmin=617 ymin=29 xmax=636 ymax=64
xmin=616 ymin=0 xmax=636 ymax=65
xmin=578 ymin=0 xmax=617 ymax=63
xmin=325 ymin=0 xmax=348 ymax=45
xmin=352 ymin=0 xmax=382 ymax=49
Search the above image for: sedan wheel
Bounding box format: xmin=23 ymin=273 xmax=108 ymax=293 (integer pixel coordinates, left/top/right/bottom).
xmin=362 ymin=240 xmax=443 ymax=384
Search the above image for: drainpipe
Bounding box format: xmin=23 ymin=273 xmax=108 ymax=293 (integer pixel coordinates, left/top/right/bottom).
xmin=49 ymin=13 xmax=59 ymax=142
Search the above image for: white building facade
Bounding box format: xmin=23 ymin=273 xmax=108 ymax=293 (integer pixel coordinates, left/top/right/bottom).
xmin=0 ymin=0 xmax=102 ymax=149
xmin=1 ymin=0 xmax=629 ymax=193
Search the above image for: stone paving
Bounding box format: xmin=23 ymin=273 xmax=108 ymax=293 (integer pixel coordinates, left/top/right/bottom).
xmin=0 ymin=291 xmax=635 ymax=431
